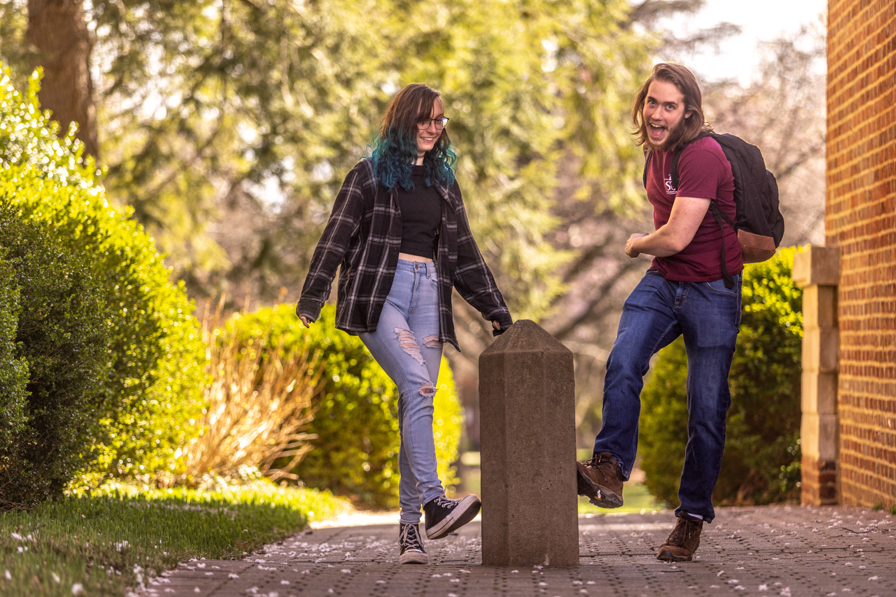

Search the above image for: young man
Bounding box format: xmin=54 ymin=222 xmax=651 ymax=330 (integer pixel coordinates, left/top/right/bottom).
xmin=576 ymin=63 xmax=742 ymax=562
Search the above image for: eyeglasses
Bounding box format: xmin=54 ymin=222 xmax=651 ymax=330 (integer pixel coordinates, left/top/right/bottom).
xmin=417 ymin=116 xmax=449 ymax=130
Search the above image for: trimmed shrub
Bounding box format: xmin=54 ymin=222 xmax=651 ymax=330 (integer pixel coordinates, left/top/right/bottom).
xmin=0 ymin=255 xmax=27 ymax=451
xmin=0 ymin=208 xmax=111 ymax=507
xmin=227 ymin=304 xmax=464 ymax=508
xmin=0 ymin=67 xmax=206 ymax=500
xmin=639 ymin=247 xmax=803 ymax=507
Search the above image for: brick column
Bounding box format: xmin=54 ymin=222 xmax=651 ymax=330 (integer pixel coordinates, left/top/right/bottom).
xmin=792 ymin=246 xmax=840 ymax=505
xmin=479 ymin=320 xmax=578 ymax=567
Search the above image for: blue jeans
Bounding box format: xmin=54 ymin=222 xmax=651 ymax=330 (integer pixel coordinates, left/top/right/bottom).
xmin=360 ymin=260 xmax=444 ymax=524
xmin=593 ymin=269 xmax=741 ymax=523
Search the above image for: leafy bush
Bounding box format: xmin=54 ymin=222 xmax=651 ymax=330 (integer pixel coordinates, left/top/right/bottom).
xmin=229 ymin=304 xmax=464 ymax=508
xmin=639 ymin=248 xmax=803 ymax=507
xmin=0 ymin=67 xmax=206 ymax=503
xmin=0 ymin=209 xmax=112 ymax=508
xmin=0 ymin=252 xmax=27 ymax=455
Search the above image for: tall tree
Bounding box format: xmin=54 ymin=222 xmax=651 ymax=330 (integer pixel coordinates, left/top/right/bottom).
xmin=24 ymin=0 xmax=98 ymax=157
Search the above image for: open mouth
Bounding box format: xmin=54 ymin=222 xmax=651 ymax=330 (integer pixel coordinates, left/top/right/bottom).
xmin=648 ymin=123 xmax=666 ymax=140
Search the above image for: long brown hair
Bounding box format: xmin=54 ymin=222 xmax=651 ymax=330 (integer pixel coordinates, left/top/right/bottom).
xmin=631 ymin=63 xmax=708 ymax=152
xmin=369 ymin=84 xmax=455 ymax=190
xmin=379 ymin=84 xmax=448 ymax=143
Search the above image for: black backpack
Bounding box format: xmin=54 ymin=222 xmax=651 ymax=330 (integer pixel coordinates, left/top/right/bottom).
xmin=643 ymin=131 xmax=785 ymax=288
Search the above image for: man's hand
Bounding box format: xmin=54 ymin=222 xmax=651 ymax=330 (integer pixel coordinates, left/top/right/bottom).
xmin=299 ymin=315 xmax=312 ymax=328
xmin=626 ymin=233 xmax=649 ymax=258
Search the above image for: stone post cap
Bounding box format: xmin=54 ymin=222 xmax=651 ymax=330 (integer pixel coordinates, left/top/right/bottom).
xmin=482 ymin=320 xmax=572 ymax=356
xmin=792 ymin=245 xmax=840 ymax=288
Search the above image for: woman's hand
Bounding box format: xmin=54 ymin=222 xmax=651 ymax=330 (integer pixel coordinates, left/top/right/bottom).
xmin=492 ymin=321 xmax=501 ymax=331
xmin=299 ymin=315 xmax=312 ymax=328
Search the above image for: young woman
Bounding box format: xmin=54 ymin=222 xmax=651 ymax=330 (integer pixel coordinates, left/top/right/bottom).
xmin=297 ymin=84 xmax=513 ymax=564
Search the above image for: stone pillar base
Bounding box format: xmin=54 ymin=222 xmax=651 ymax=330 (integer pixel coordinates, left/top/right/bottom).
xmin=793 ymin=246 xmax=840 ymax=506
xmin=801 ymin=456 xmax=837 ymax=505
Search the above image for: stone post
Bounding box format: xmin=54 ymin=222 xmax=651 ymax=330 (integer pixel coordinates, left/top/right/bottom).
xmin=479 ymin=320 xmax=578 ymax=567
xmin=792 ymin=246 xmax=840 ymax=505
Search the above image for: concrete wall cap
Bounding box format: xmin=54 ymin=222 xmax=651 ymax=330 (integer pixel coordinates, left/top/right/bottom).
xmin=792 ymin=245 xmax=840 ymax=288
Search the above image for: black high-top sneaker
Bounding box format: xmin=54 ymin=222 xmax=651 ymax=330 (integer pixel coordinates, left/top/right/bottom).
xmin=398 ymin=522 xmax=428 ymax=564
xmin=423 ymin=494 xmax=481 ymax=540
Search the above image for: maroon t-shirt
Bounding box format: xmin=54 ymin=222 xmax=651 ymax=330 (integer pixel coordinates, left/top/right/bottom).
xmin=645 ymin=136 xmax=742 ymax=281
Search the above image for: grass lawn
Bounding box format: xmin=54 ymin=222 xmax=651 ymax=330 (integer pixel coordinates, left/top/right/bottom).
xmin=0 ymin=481 xmax=349 ymax=597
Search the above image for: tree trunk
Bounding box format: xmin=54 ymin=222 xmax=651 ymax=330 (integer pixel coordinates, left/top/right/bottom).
xmin=26 ymin=0 xmax=98 ymax=159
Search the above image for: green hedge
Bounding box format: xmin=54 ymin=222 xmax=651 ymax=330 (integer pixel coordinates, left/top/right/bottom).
xmin=639 ymin=247 xmax=803 ymax=507
xmin=227 ymin=304 xmax=464 ymax=508
xmin=0 ymin=67 xmax=206 ymax=505
xmin=0 ymin=247 xmax=28 ymax=452
xmin=0 ymin=208 xmax=112 ymax=506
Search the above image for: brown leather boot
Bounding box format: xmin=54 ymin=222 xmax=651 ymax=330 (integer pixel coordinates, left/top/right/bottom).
xmin=657 ymin=513 xmax=703 ymax=562
xmin=575 ymin=452 xmax=624 ymax=508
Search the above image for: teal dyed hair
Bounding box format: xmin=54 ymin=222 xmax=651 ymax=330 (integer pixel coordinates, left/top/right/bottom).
xmin=367 ymin=84 xmax=457 ymax=191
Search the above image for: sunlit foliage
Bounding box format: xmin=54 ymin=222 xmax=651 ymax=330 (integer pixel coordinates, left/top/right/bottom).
xmin=0 ymin=69 xmax=206 ymax=507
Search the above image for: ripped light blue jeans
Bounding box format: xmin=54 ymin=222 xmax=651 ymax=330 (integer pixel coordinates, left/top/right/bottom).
xmin=360 ymin=259 xmax=444 ymax=524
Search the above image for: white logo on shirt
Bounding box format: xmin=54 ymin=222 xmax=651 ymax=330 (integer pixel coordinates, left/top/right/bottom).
xmin=664 ymin=174 xmax=676 ymax=195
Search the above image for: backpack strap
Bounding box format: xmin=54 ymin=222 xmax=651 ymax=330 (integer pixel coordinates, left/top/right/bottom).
xmin=670 ymin=130 xmax=714 ymax=189
xmin=708 ymin=201 xmax=735 ymax=289
xmin=642 ymin=150 xmax=652 ymax=188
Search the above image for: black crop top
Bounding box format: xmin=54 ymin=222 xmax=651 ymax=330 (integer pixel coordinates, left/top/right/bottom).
xmin=396 ymin=165 xmax=442 ymax=258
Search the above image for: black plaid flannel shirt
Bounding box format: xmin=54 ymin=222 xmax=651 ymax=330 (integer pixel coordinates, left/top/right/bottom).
xmin=297 ymin=159 xmax=513 ymax=351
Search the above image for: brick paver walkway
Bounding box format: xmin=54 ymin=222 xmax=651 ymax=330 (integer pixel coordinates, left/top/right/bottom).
xmin=135 ymin=505 xmax=895 ymax=596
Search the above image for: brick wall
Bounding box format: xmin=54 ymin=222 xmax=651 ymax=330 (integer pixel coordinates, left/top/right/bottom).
xmin=826 ymin=0 xmax=896 ymax=507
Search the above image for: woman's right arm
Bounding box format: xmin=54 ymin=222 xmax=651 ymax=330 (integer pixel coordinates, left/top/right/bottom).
xmin=296 ymin=162 xmax=370 ymax=324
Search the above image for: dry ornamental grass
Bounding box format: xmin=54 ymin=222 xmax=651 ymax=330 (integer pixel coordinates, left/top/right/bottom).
xmin=180 ymin=296 xmax=324 ymax=482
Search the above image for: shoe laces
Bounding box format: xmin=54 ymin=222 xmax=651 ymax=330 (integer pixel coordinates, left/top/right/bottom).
xmin=591 ymin=453 xmax=619 ymax=476
xmin=667 ymin=516 xmax=700 ymax=547
xmin=400 ymin=524 xmax=424 ymax=551
xmin=430 ymin=496 xmax=456 ymax=509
